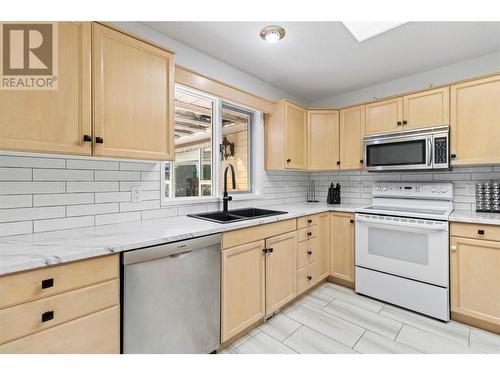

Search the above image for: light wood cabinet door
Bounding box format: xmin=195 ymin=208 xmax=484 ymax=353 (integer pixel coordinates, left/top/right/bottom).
xmin=284 ymin=101 xmax=307 ymax=169
xmin=93 ymin=23 xmax=175 ymax=160
xmin=329 ymin=212 xmax=355 ymax=287
xmin=317 ymin=212 xmax=330 ymax=280
xmin=365 ymin=97 xmax=403 ymax=135
xmin=403 ymin=87 xmax=449 ymax=130
xmin=450 ymin=75 xmax=500 ymax=165
xmin=450 ymin=237 xmax=500 ymax=333
xmin=221 ymin=240 xmax=266 ymax=343
xmin=0 ymin=22 xmax=91 ymax=156
xmin=307 ymin=110 xmax=339 ymax=170
xmin=339 ymin=105 xmax=365 ymax=170
xmin=265 ymin=232 xmax=297 ymax=314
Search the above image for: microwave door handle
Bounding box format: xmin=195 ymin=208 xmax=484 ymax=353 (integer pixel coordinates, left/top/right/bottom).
xmin=427 ymin=138 xmax=432 ymax=167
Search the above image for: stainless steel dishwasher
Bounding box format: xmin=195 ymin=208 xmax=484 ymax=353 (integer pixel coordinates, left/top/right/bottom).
xmin=122 ymin=234 xmax=220 ymax=354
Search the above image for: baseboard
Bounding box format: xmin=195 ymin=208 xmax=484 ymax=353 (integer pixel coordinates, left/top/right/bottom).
xmin=327 ymin=275 xmax=355 ymax=289
xmin=451 ymin=311 xmax=500 ymax=334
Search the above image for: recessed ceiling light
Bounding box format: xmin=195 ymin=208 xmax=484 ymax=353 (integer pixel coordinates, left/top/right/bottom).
xmin=260 ymin=25 xmax=285 ymax=43
xmin=343 ymin=22 xmax=407 ymax=42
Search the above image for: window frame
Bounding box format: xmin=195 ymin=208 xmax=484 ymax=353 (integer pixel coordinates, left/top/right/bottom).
xmin=161 ymin=84 xmax=264 ymax=207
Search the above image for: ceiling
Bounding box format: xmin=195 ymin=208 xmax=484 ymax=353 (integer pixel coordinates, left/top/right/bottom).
xmin=143 ymin=22 xmax=500 ymax=102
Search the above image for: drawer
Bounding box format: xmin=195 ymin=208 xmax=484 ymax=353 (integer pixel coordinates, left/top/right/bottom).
xmin=451 ymin=222 xmax=500 ymax=242
xmin=0 ymin=279 xmax=119 ymax=344
xmin=0 ymin=254 xmax=119 ymax=309
xmin=297 ymin=237 xmax=319 ymax=268
xmin=222 ymin=219 xmax=296 ymax=249
xmin=297 ymin=214 xmax=319 ymax=229
xmin=297 ymin=261 xmax=319 ymax=295
xmin=297 ymin=226 xmax=318 ymax=242
xmin=0 ymin=305 xmax=120 ymax=354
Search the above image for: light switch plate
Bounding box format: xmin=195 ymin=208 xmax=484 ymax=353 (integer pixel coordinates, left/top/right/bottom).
xmin=132 ymin=187 xmax=142 ymax=203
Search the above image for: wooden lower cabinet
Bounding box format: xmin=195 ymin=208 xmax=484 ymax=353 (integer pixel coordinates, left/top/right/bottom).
xmin=317 ymin=212 xmax=330 ymax=280
xmin=450 ymin=236 xmax=500 ymax=333
xmin=329 ymin=212 xmax=355 ymax=288
xmin=221 ymin=240 xmax=266 ymax=343
xmin=265 ymin=232 xmax=297 ymax=314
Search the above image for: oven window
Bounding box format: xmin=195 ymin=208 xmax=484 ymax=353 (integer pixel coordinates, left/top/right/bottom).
xmin=366 ymin=140 xmax=426 ymax=166
xmin=368 ymin=227 xmax=429 ymax=265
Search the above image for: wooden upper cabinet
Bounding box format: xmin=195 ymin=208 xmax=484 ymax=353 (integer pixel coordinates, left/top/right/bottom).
xmin=265 ymin=100 xmax=307 ymax=170
xmin=450 ymin=236 xmax=500 ymax=333
xmin=329 ymin=212 xmax=355 ymax=288
xmin=92 ymin=23 xmax=175 ymax=160
xmin=307 ymin=110 xmax=339 ymax=170
xmin=221 ymin=240 xmax=266 ymax=343
xmin=339 ymin=105 xmax=365 ymax=170
xmin=0 ymin=22 xmax=92 ymax=156
xmin=265 ymin=232 xmax=297 ymax=314
xmin=364 ymin=97 xmax=403 ymax=135
xmin=403 ymin=87 xmax=449 ymax=130
xmin=450 ymin=75 xmax=500 ymax=165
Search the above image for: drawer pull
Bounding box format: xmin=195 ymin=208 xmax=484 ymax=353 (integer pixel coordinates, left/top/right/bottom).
xmin=307 ymin=232 xmax=312 ymax=236
xmin=307 ymin=276 xmax=312 ymax=281
xmin=307 ymin=219 xmax=312 ymax=224
xmin=41 ymin=278 xmax=54 ymax=289
xmin=307 ymin=250 xmax=312 ymax=255
xmin=268 ymin=248 xmax=273 ymax=254
xmin=41 ymin=310 xmax=54 ymax=323
xmin=478 ymin=229 xmax=485 ymax=235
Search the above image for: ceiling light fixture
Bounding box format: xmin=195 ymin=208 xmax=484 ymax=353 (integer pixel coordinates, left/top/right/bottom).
xmin=343 ymin=22 xmax=407 ymax=42
xmin=260 ymin=25 xmax=285 ymax=43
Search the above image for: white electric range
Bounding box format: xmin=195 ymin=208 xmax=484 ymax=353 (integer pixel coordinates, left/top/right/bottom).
xmin=355 ymin=182 xmax=453 ymax=321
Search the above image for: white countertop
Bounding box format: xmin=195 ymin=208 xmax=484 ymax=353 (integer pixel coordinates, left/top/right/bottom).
xmin=449 ymin=210 xmax=500 ymax=225
xmin=0 ymin=202 xmax=362 ymax=276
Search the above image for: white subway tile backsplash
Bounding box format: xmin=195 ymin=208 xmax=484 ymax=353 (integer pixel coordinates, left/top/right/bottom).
xmin=141 ymin=171 xmax=161 ymax=180
xmin=141 ymin=190 xmax=161 ymax=201
xmin=0 ymin=206 xmax=64 ymax=223
xmin=67 ymin=203 xmax=119 ymax=217
xmin=0 ymin=167 xmax=32 ymax=181
xmin=34 ymin=216 xmax=94 ymax=233
xmin=141 ymin=208 xmax=178 ymax=220
xmin=66 ymin=159 xmax=119 ymax=170
xmin=95 ymin=212 xmax=141 ymax=226
xmin=119 ymin=181 xmax=159 ymax=191
xmin=0 ymin=221 xmax=33 ymax=236
xmin=95 ymin=170 xmax=140 ymax=181
xmin=33 ymin=169 xmax=93 ymax=181
xmin=119 ymin=200 xmax=160 ymax=212
xmin=0 ymin=182 xmax=65 ymax=194
xmin=95 ymin=192 xmax=131 ymax=203
xmin=0 ymin=155 xmax=65 ymax=169
xmin=34 ymin=193 xmax=94 ymax=207
xmin=0 ymin=195 xmax=32 ymax=209
xmin=67 ymin=181 xmax=119 ymax=193
xmin=120 ymin=161 xmax=160 ymax=171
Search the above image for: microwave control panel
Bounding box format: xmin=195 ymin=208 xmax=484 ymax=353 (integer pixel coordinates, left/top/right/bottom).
xmin=434 ymin=137 xmax=448 ymax=164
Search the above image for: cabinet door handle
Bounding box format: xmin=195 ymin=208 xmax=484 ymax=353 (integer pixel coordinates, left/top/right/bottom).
xmin=41 ymin=311 xmax=54 ymax=323
xmin=262 ymin=248 xmax=268 ymax=254
xmin=402 ymin=120 xmax=407 ymax=125
xmin=83 ymin=134 xmax=92 ymax=142
xmin=450 ymin=154 xmax=457 ymax=159
xmin=478 ymin=229 xmax=485 ymax=235
xmin=268 ymin=248 xmax=273 ymax=253
xmin=95 ymin=136 xmax=104 ymax=144
xmin=307 ymin=219 xmax=312 ymax=224
xmin=307 ymin=276 xmax=312 ymax=280
xmin=307 ymin=250 xmax=312 ymax=255
xmin=286 ymin=158 xmax=291 ymax=163
xmin=336 ymin=161 xmax=340 ymax=165
xmin=350 ymin=219 xmax=354 ymax=223
xmin=397 ymin=121 xmax=402 ymax=126
xmin=307 ymin=232 xmax=312 ymax=236
xmin=360 ymin=159 xmax=363 ymax=164
xmin=41 ymin=278 xmax=54 ymax=289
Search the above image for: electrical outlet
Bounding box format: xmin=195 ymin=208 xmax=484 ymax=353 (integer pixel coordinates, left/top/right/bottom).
xmin=466 ymin=184 xmax=476 ymax=196
xmin=132 ymin=187 xmax=142 ymax=203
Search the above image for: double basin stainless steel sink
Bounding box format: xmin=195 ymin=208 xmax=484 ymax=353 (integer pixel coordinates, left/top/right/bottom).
xmin=188 ymin=207 xmax=287 ymax=224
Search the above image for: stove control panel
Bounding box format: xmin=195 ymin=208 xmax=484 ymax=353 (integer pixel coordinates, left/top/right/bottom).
xmin=373 ymin=182 xmax=453 ymax=200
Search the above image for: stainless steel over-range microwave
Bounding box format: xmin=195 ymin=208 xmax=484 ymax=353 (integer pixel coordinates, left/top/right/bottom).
xmin=363 ymin=126 xmax=449 ymax=171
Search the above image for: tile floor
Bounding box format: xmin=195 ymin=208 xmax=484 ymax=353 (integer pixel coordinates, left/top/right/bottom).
xmin=219 ymin=282 xmax=500 ymax=354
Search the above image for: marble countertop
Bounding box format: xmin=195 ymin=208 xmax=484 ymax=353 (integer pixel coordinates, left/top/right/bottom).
xmin=0 ymin=202 xmax=363 ymax=276
xmin=449 ymin=210 xmax=500 ymax=225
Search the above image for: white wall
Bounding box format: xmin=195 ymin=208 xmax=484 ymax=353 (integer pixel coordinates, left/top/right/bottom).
xmin=310 ymin=52 xmax=500 ymax=108
xmin=113 ymin=22 xmax=306 ymax=105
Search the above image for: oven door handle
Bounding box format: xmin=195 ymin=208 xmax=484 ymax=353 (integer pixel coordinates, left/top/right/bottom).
xmin=356 ymin=216 xmax=448 ymax=231
xmin=427 ymin=138 xmax=433 ymax=167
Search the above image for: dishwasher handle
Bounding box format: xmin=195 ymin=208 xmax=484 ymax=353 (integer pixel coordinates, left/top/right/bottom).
xmin=123 ymin=234 xmax=221 ymax=266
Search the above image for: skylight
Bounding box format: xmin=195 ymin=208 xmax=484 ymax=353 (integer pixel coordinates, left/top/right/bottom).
xmin=343 ymin=22 xmax=407 ymax=42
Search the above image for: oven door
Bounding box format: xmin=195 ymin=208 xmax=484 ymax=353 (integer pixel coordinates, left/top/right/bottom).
xmin=355 ymin=213 xmax=449 ymax=287
xmin=364 ymin=134 xmax=432 ymax=171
